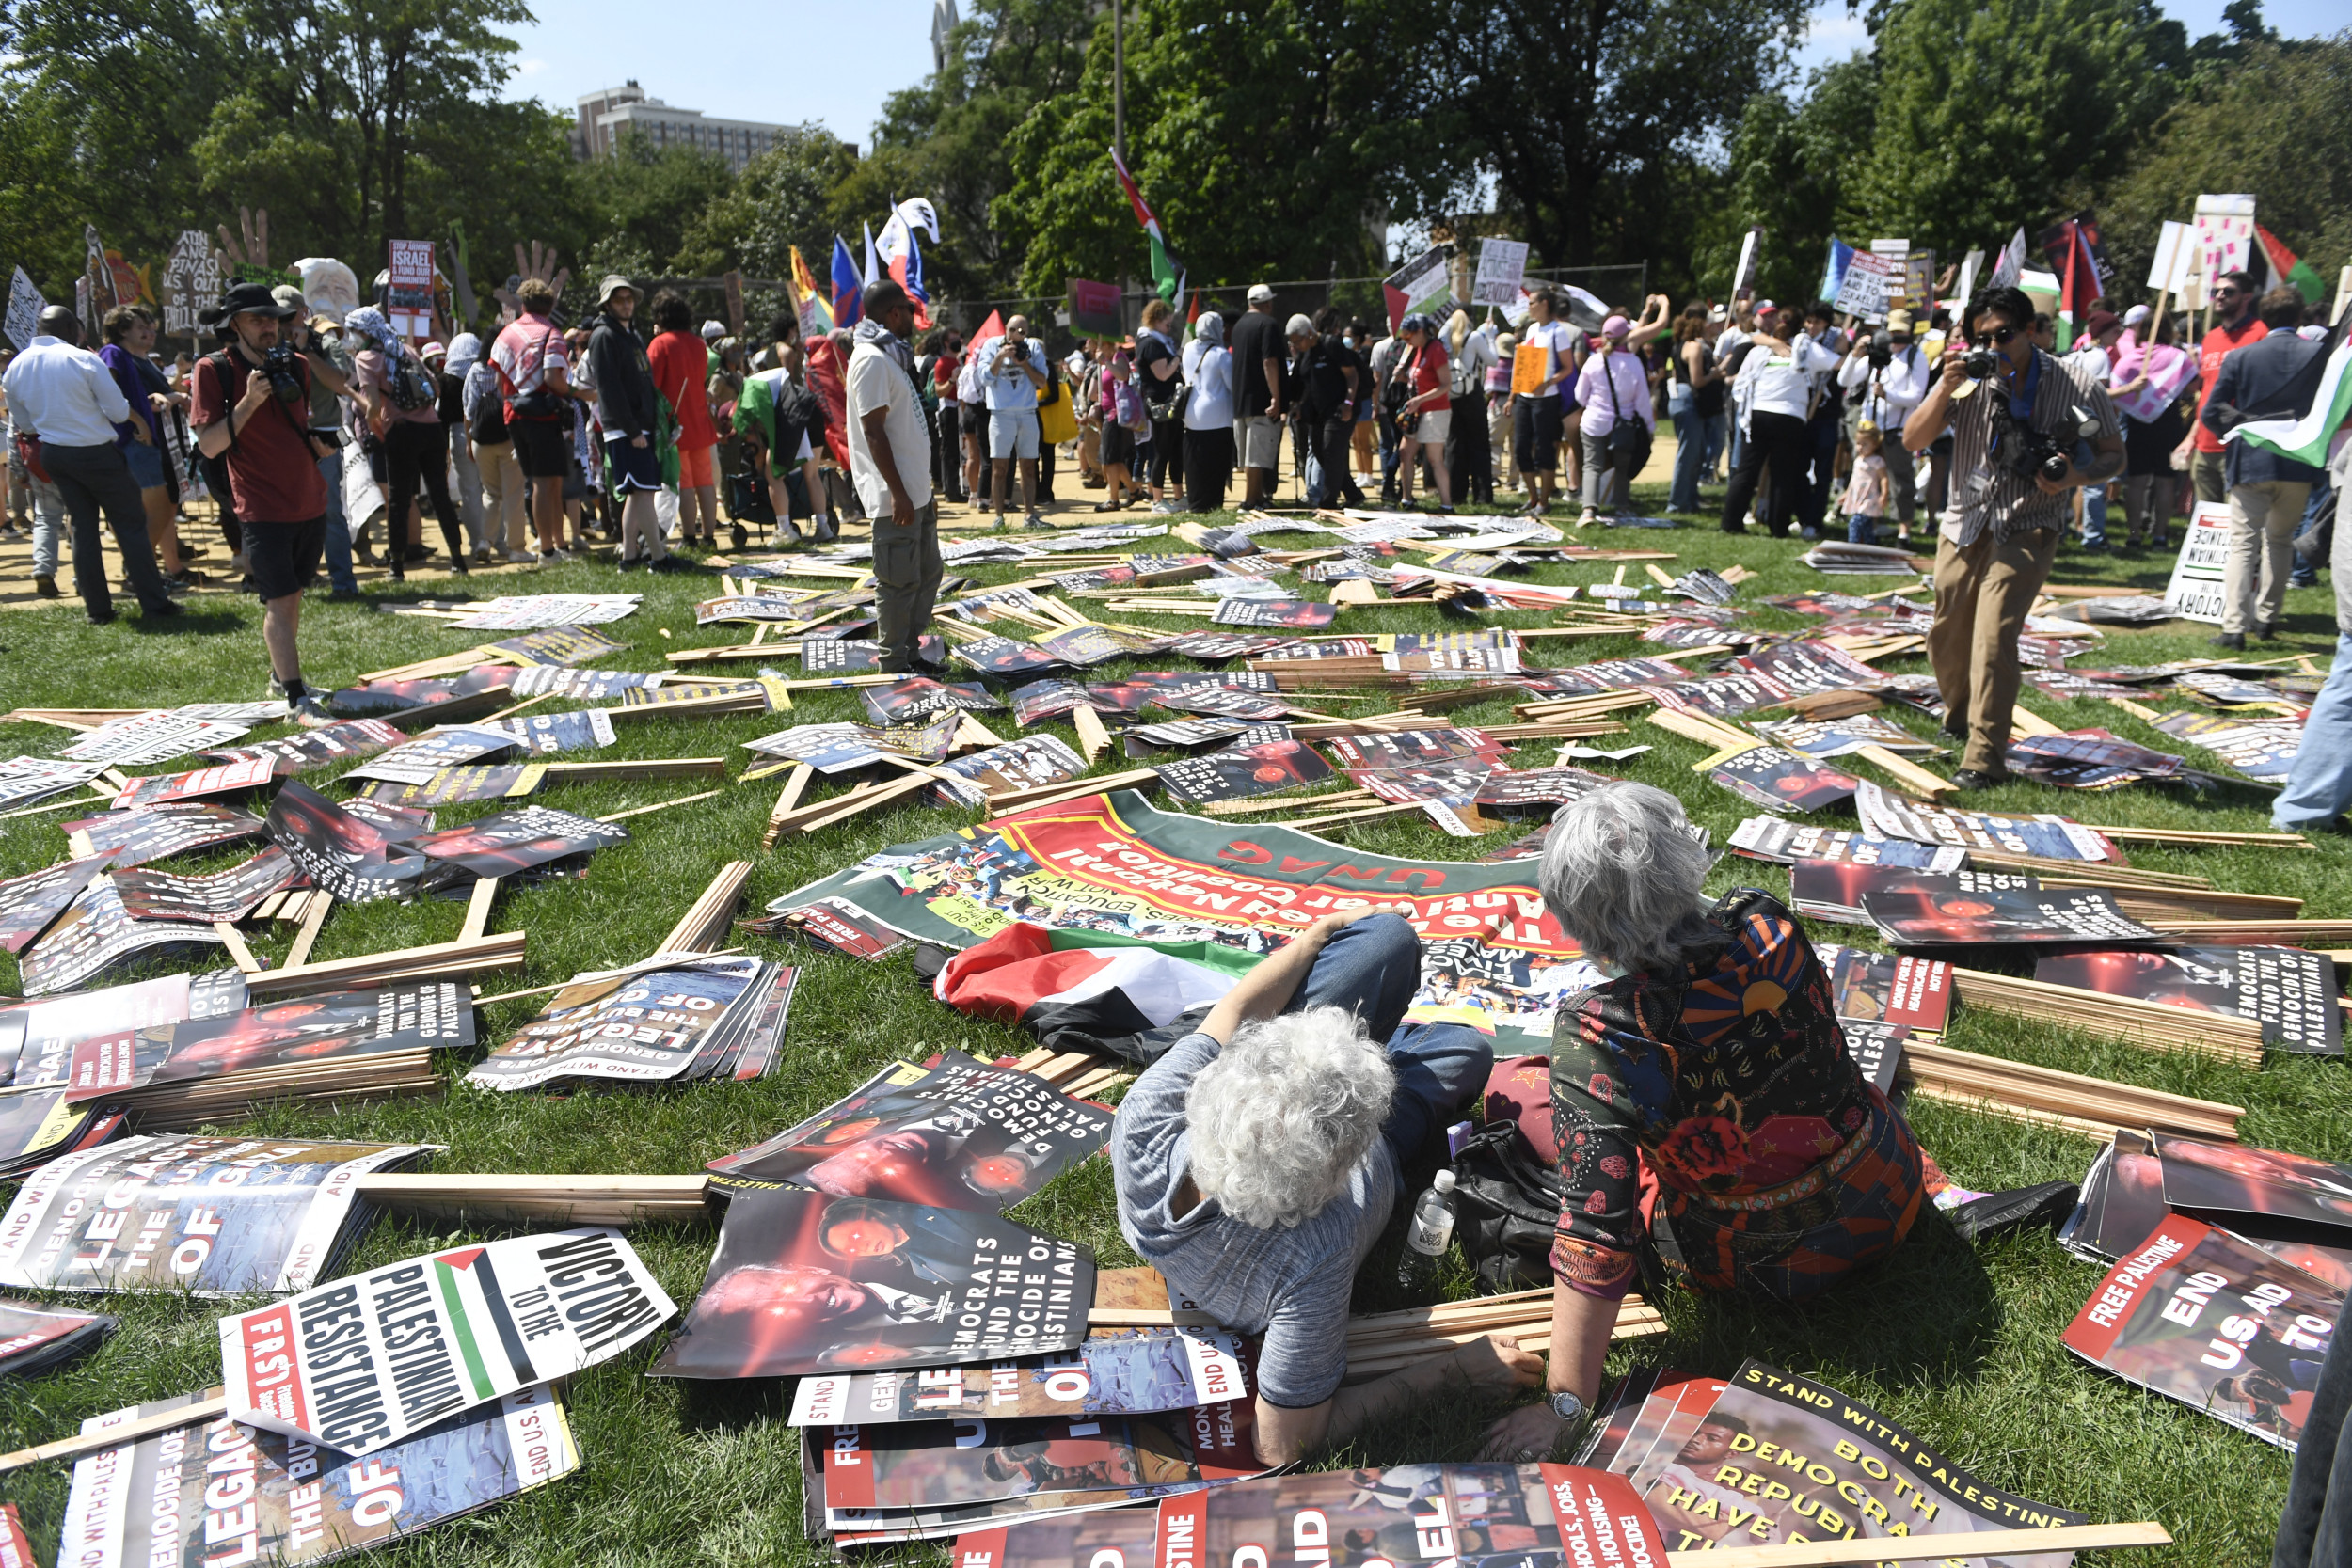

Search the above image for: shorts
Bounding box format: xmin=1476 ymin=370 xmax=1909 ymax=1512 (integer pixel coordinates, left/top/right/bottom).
xmin=511 ymin=417 xmax=571 ymax=479
xmin=1101 ymin=421 xmax=1137 ymax=467
xmin=678 ymin=442 xmax=715 ymax=488
xmin=1237 ymin=414 xmax=1280 ymax=470
xmin=988 ymin=407 xmax=1040 ymax=461
xmin=1415 ymin=408 xmax=1452 ymax=444
xmin=1515 ymin=396 xmax=1565 ymax=471
xmin=606 ymin=433 xmax=660 ymax=491
xmin=123 ymin=439 xmax=167 ymax=489
xmin=243 ymin=516 xmax=326 ymax=601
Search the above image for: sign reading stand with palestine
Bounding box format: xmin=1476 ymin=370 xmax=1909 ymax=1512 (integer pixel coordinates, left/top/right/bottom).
xmin=2163 ymin=500 xmax=2232 ymax=624
xmin=219 ymin=1227 xmax=676 ymax=1457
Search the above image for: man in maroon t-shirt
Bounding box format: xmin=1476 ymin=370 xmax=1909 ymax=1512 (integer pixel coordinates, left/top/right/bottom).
xmin=2190 ymin=268 xmax=2268 ymax=506
xmin=193 ymin=281 xmax=350 ymax=726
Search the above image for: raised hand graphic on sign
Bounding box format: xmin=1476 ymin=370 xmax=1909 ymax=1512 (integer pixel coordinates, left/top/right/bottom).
xmin=491 ymin=241 xmax=570 ymax=324
xmin=214 ymin=207 xmax=273 ymax=284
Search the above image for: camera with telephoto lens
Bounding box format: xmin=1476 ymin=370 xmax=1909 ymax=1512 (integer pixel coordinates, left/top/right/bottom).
xmin=1867 ymin=329 xmax=1893 ymax=369
xmin=1994 ymin=401 xmax=2098 ymax=484
xmin=261 ymin=341 xmax=306 ymax=403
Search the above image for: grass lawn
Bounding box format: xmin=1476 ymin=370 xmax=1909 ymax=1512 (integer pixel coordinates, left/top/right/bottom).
xmin=0 ymin=472 xmax=2341 ymax=1568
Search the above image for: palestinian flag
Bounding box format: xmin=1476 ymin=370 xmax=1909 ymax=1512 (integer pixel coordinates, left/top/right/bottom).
xmin=938 ymin=922 xmax=1255 ymax=1060
xmin=1110 ymin=147 xmax=1184 ymax=305
xmin=2232 ymin=308 xmax=2352 ymax=469
xmin=788 ymin=245 xmax=834 ymax=339
xmin=2251 ymin=225 xmax=2327 ymax=306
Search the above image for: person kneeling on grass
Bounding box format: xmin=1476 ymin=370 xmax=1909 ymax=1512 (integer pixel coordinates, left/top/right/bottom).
xmin=1111 ymin=906 xmax=1539 ymax=1466
xmin=1480 ymin=783 xmax=1928 ymax=1463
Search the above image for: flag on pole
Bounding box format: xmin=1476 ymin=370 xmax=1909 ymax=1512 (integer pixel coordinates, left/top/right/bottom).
xmin=830 ymin=236 xmax=863 ymax=329
xmin=2230 ymin=309 xmax=2351 ymax=469
xmin=862 ymin=222 xmax=879 ymax=289
xmin=2250 ymin=225 xmax=2327 ymax=305
xmin=874 ymin=200 xmax=934 ymax=329
xmin=788 ymin=246 xmax=834 ymax=339
xmin=1109 ymin=147 xmax=1183 ymax=304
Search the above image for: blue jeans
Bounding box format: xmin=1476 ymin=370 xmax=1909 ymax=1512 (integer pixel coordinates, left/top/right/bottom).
xmin=2078 ymin=444 xmax=2109 ymax=548
xmin=2293 ymin=476 xmax=2333 ymax=588
xmin=2275 ymin=630 xmax=2352 ymax=831
xmin=318 ymin=451 xmax=357 ymax=594
xmin=1847 ymin=512 xmax=1880 ymax=545
xmin=1669 ymin=409 xmax=1723 ymax=515
xmin=1279 ymin=912 xmax=1494 ymax=1165
xmin=2274 ymin=1307 xmax=2352 ymax=1568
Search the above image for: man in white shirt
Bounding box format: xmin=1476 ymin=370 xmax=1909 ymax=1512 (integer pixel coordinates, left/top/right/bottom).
xmin=1 ymin=306 xmax=178 ymax=622
xmin=847 ymin=281 xmax=941 ymax=673
xmin=975 ymin=313 xmax=1048 ymax=527
xmin=2067 ymin=309 xmax=2125 ymax=550
xmin=1836 ymin=308 xmax=1931 ymax=535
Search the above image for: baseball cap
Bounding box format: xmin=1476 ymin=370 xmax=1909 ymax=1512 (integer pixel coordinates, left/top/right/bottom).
xmin=1285 ymin=313 xmax=1315 ymax=336
xmin=1247 ymin=283 xmax=1276 ymax=305
xmin=1601 ymin=315 xmax=1630 ymax=339
xmin=270 ymin=284 xmax=307 ymax=317
xmin=2123 ymin=304 xmax=2152 ymax=327
xmin=2085 ymin=309 xmax=2122 ymax=338
xmin=1752 ymin=298 xmax=1779 ymax=316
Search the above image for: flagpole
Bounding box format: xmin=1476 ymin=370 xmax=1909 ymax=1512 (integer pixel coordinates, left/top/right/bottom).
xmin=1112 ymin=0 xmax=1125 ymax=170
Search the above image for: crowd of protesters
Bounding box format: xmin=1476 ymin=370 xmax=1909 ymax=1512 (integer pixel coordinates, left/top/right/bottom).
xmin=0 ymin=259 xmax=2340 ymax=754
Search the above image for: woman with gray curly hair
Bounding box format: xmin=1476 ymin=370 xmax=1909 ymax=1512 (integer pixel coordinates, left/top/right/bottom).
xmin=1481 ymin=782 xmax=1925 ymax=1463
xmin=1113 ymin=906 xmax=1538 ymax=1465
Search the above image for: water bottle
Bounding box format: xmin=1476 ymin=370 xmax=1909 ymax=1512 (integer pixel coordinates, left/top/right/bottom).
xmin=1396 ymin=1169 xmax=1458 ymax=1290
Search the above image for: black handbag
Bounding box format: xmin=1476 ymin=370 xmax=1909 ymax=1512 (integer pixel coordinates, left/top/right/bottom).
xmin=1601 ymin=351 xmax=1653 ymax=469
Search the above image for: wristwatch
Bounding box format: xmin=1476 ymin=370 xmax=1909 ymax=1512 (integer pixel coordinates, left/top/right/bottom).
xmin=1547 ymin=1389 xmax=1587 ymax=1423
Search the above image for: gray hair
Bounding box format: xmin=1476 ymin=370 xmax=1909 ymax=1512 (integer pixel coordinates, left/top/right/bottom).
xmin=1186 ymin=1006 xmax=1395 ymax=1229
xmin=1539 ymin=782 xmax=1715 ymax=974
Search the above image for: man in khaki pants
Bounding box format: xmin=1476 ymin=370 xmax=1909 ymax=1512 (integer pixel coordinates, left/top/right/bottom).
xmin=1904 ymin=285 xmax=2123 ymax=789
xmin=2198 ymin=286 xmax=2326 ymax=650
xmin=460 ymin=333 xmax=530 ymax=559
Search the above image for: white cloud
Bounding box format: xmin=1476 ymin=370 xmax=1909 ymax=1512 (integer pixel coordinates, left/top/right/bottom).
xmin=517 ymin=56 xmax=548 ymax=76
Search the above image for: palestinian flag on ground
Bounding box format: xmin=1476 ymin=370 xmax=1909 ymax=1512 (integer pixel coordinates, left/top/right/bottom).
xmin=937 ymin=922 xmax=1255 ymax=1061
xmin=1110 ymin=148 xmax=1185 ymax=307
xmin=2231 ymin=307 xmax=2351 ymax=469
xmin=2250 ymin=225 xmax=2328 ymax=306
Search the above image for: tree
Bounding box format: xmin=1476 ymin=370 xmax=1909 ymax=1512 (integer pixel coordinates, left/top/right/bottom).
xmin=997 ymin=0 xmax=1465 ymax=299
xmin=2098 ymin=32 xmax=2352 ymax=293
xmin=0 ymin=0 xmax=224 ymax=294
xmin=1705 ymin=53 xmax=1881 ymax=305
xmin=1429 ymin=0 xmax=1811 ymax=274
xmin=1847 ymin=0 xmax=2188 ymax=256
xmin=674 ymin=127 xmax=861 ymax=284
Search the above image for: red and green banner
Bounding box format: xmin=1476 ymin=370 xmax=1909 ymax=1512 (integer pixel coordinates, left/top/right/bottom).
xmin=772 ymin=789 xmax=1596 ymax=1054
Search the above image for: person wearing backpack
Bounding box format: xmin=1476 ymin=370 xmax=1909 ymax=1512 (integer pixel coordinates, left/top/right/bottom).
xmin=344 ymin=305 xmax=466 ymax=581
xmin=461 ymin=331 xmax=527 ymax=561
xmin=1475 ymin=784 xmax=1926 ymax=1465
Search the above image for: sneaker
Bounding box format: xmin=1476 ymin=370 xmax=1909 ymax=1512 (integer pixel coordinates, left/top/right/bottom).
xmin=1150 ymin=500 xmax=1180 ymax=515
xmin=649 ymin=555 xmax=689 ymax=574
xmin=327 ymin=587 xmax=363 ymax=602
xmin=541 ymin=547 xmax=570 ymax=563
xmin=289 ymin=695 xmax=337 ymax=729
xmin=2253 ymin=621 xmax=2278 ymax=641
xmin=2209 ymin=631 xmax=2247 ymax=651
xmin=141 ymin=598 xmax=183 ymax=618
xmin=33 ymin=573 xmax=59 ymax=598
xmin=1576 ymin=510 xmax=1597 ymax=529
xmin=505 ymin=549 xmax=534 ymax=564
xmin=615 ymin=554 xmax=644 ymax=572
xmin=1949 ymin=768 xmax=2009 ymax=791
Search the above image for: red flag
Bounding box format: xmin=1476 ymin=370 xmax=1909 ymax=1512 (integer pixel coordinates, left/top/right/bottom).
xmin=967 ymin=309 xmax=1003 ymax=362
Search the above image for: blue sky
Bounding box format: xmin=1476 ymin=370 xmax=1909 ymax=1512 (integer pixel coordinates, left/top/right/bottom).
xmin=501 ymin=0 xmax=2331 ymax=150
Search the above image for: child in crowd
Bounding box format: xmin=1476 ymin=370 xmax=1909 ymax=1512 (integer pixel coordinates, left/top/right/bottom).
xmin=1841 ymin=421 xmax=1890 ymax=546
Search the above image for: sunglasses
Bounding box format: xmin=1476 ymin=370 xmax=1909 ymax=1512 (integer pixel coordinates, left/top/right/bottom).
xmin=1987 ymin=325 xmax=2022 ymax=344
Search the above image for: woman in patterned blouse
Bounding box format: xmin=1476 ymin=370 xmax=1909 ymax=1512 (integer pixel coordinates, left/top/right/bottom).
xmin=1482 ymin=782 xmax=1926 ymax=1461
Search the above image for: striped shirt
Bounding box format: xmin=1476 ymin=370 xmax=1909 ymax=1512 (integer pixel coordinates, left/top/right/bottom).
xmin=1941 ymin=348 xmax=2122 ymax=547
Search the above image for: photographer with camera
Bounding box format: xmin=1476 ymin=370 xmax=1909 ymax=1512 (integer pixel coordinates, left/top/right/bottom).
xmin=1836 ymin=307 xmax=1929 ymax=541
xmin=192 ymin=280 xmax=353 ymax=724
xmin=1903 ymin=285 xmax=2122 ymax=789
